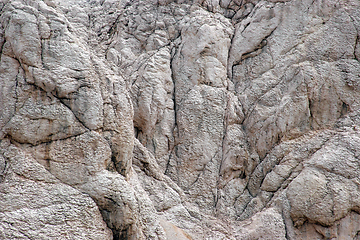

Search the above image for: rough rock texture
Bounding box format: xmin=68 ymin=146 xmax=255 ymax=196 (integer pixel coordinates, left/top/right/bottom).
xmin=1 ymin=0 xmax=360 ymax=239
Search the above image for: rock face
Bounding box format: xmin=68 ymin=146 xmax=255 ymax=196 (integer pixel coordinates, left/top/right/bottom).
xmin=1 ymin=0 xmax=360 ymax=239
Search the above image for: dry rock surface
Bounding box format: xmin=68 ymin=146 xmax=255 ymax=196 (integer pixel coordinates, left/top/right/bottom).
xmin=1 ymin=0 xmax=360 ymax=239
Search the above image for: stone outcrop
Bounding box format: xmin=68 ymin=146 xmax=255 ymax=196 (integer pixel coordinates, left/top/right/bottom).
xmin=1 ymin=0 xmax=360 ymax=239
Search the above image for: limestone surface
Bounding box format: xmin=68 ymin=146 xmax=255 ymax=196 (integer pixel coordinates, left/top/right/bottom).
xmin=1 ymin=0 xmax=360 ymax=239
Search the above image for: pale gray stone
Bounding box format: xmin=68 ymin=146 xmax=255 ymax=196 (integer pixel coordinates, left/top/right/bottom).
xmin=1 ymin=0 xmax=360 ymax=239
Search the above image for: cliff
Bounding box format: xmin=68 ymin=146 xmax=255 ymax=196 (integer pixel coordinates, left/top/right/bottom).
xmin=1 ymin=0 xmax=360 ymax=239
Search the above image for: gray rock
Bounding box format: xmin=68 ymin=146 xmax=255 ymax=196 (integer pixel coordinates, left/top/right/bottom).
xmin=0 ymin=140 xmax=112 ymax=240
xmin=1 ymin=0 xmax=360 ymax=239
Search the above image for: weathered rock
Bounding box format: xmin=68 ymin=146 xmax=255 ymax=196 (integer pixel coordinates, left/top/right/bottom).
xmin=0 ymin=140 xmax=112 ymax=240
xmin=234 ymin=208 xmax=287 ymax=240
xmin=4 ymin=94 xmax=86 ymax=145
xmin=1 ymin=0 xmax=360 ymax=239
